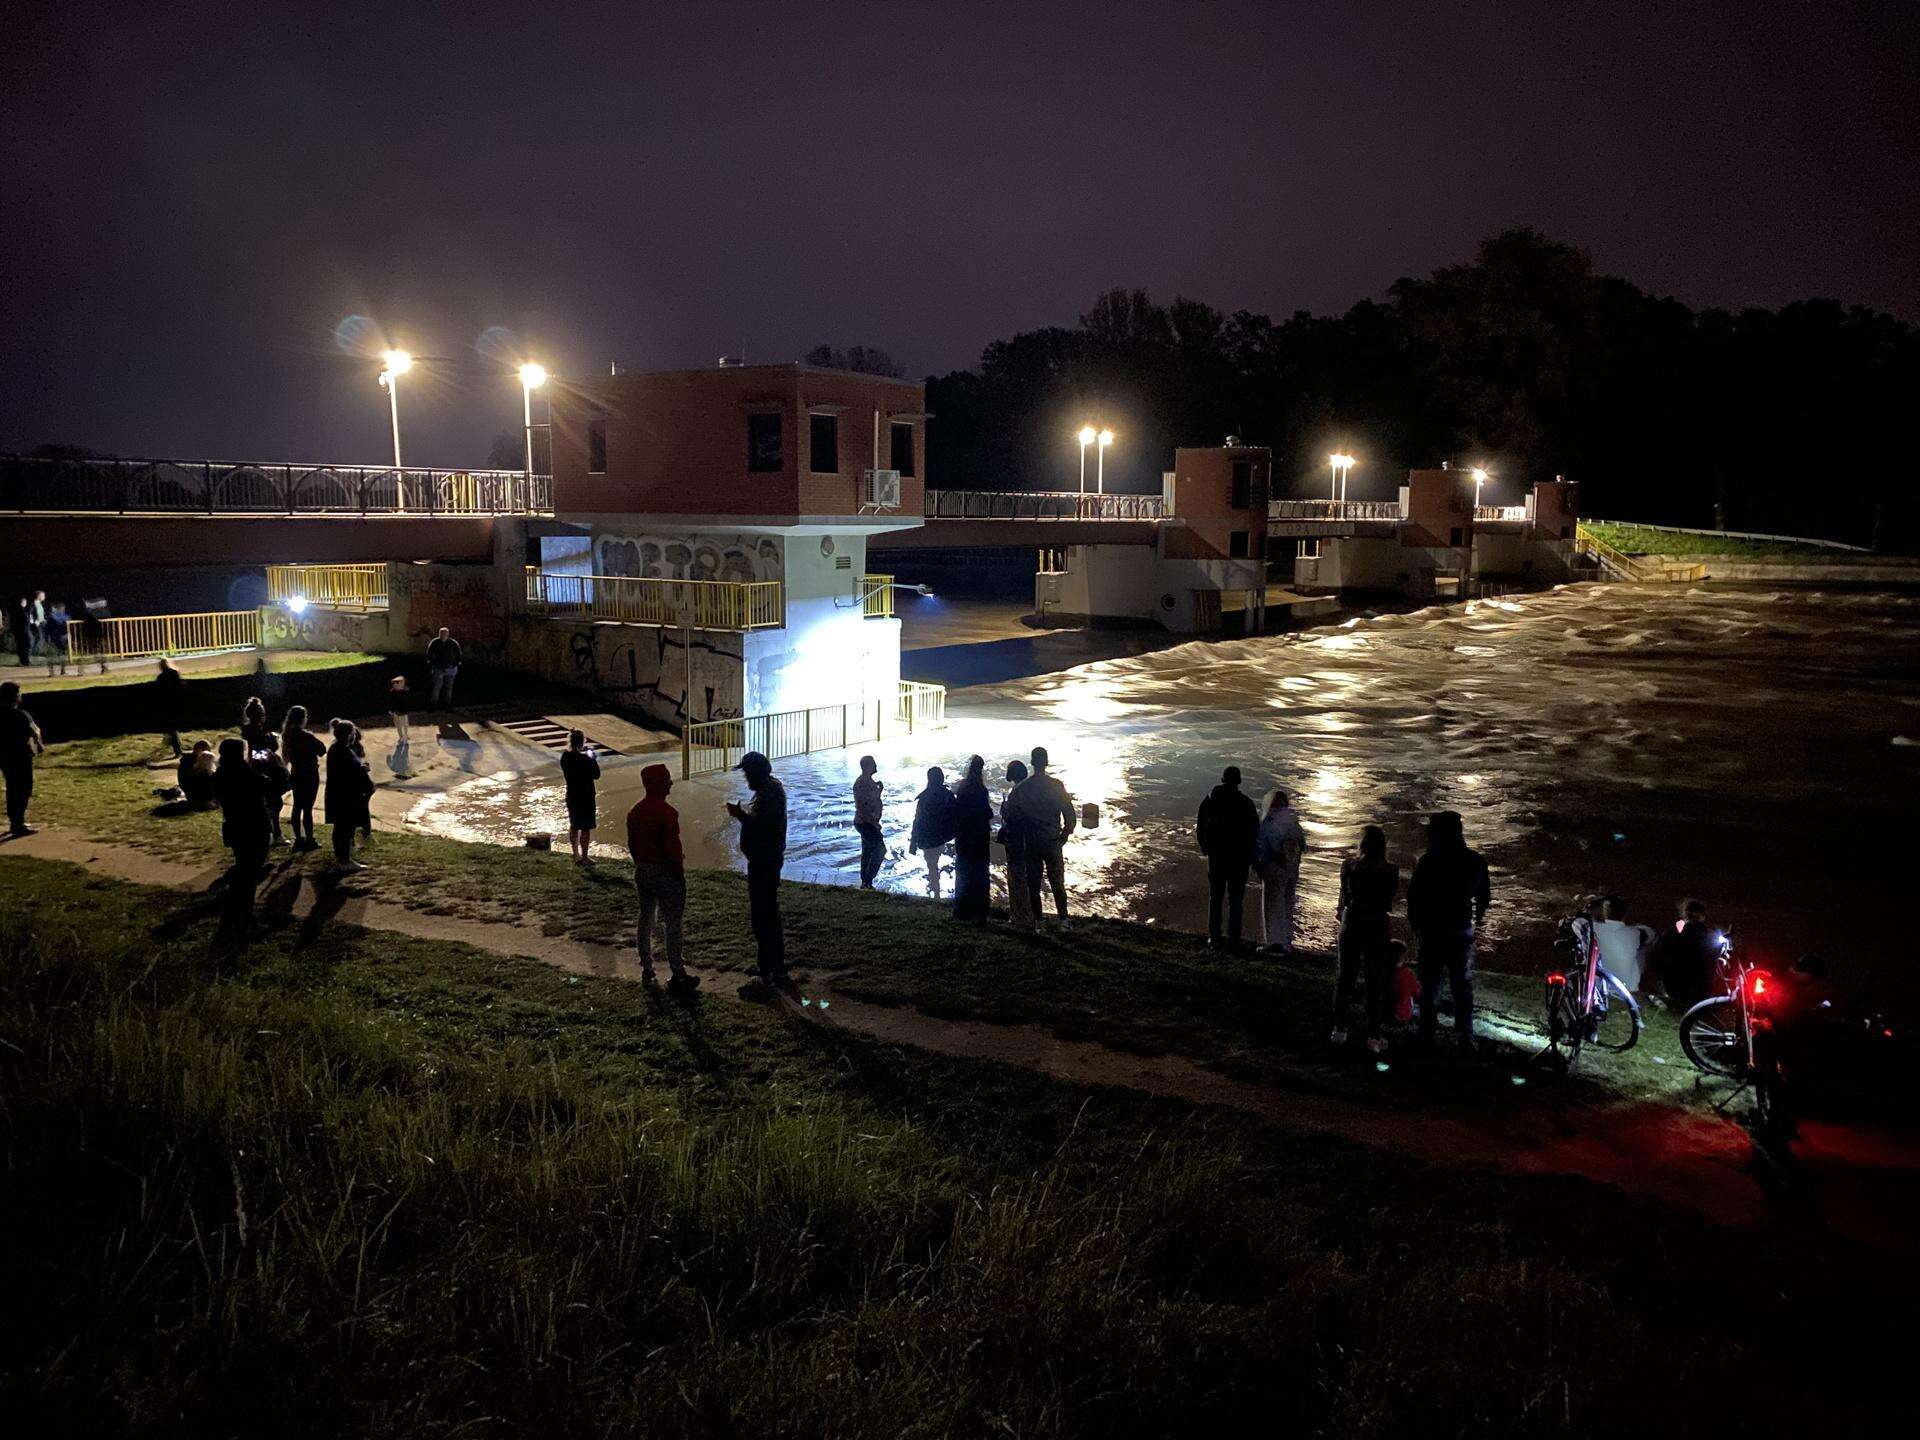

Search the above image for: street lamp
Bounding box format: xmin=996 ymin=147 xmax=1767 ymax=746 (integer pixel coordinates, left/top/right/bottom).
xmin=518 ymin=362 xmax=547 ymax=491
xmin=1077 ymin=425 xmax=1097 ymax=494
xmin=1328 ymin=452 xmax=1356 ymax=507
xmin=379 ymin=348 xmax=413 ymax=505
xmin=1470 ymin=466 xmax=1490 ymax=511
xmin=1097 ymin=428 xmax=1114 ymax=495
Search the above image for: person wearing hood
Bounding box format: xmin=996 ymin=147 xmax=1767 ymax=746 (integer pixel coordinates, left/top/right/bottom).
xmin=626 ymin=763 xmax=697 ymax=991
xmin=1254 ymin=789 xmax=1308 ymax=956
xmin=1196 ymin=766 xmax=1260 ymax=949
xmin=726 ymin=751 xmax=789 ymax=981
xmin=1406 ymin=809 xmax=1492 ymax=1054
xmin=949 ymin=755 xmax=994 ymax=922
xmin=324 ymin=719 xmax=375 ymax=871
xmin=214 ymin=736 xmax=274 ymax=929
xmin=910 ymin=766 xmax=957 ymax=900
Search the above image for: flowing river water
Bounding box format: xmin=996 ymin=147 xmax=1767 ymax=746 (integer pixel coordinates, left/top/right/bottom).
xmin=410 ymin=584 xmax=1919 ymax=991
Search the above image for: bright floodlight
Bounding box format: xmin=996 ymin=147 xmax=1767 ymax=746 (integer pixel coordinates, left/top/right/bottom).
xmin=286 ymin=596 xmax=308 ymax=614
xmin=519 ymin=362 xmax=548 ymax=389
xmin=383 ymin=348 xmax=414 ymax=376
xmin=914 ymin=583 xmax=935 ymax=597
xmin=1329 ymin=452 xmax=1355 ymax=468
xmin=1470 ymin=466 xmax=1489 ymax=482
xmin=1077 ymin=425 xmax=1097 ymax=446
xmin=1098 ymin=428 xmax=1114 ymax=446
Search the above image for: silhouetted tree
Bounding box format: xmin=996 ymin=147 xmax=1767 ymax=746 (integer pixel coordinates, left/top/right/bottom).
xmin=805 ymin=344 xmax=902 ymax=377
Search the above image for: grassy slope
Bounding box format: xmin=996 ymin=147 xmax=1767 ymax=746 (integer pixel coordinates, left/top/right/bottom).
xmin=12 ymin=651 xmax=378 ymax=692
xmin=1582 ymin=522 xmax=1857 ymax=560
xmin=2 ymin=857 xmax=1897 ymax=1437
xmin=25 ymin=735 xmax=1706 ymax=1108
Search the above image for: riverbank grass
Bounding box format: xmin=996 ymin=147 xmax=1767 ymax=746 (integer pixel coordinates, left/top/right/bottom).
xmin=1582 ymin=521 xmax=1859 ymax=559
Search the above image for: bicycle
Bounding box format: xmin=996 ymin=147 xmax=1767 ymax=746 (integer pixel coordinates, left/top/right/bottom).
xmin=1677 ymin=930 xmax=1791 ymax=1139
xmin=1541 ymin=912 xmax=1642 ymax=1067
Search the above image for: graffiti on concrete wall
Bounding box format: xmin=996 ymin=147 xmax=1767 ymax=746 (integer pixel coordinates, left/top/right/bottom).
xmin=391 ymin=564 xmax=506 ymax=649
xmin=565 ymin=625 xmax=743 ymax=723
xmin=260 ymin=605 xmax=379 ymax=651
xmin=595 ymin=532 xmax=782 ymax=583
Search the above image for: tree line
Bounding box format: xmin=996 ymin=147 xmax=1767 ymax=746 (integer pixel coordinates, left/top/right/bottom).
xmin=910 ymin=230 xmax=1916 ymax=546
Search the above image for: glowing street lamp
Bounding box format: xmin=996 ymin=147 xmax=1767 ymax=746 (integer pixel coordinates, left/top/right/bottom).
xmin=1328 ymin=452 xmax=1356 ymax=506
xmin=1470 ymin=466 xmax=1491 ymax=510
xmin=518 ymin=362 xmax=548 ymax=487
xmin=1097 ymin=428 xmax=1114 ymax=495
xmin=378 ymin=348 xmax=413 ymax=505
xmin=1077 ymin=424 xmax=1097 ymax=494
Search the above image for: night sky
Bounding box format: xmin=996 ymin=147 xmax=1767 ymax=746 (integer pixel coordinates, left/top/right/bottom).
xmin=2 ymin=0 xmax=1913 ymax=471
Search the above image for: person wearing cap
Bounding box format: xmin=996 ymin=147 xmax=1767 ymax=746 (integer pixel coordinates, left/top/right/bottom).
xmin=1196 ymin=765 xmax=1260 ymax=949
xmin=726 ymin=750 xmax=789 ymax=979
xmin=626 ymin=763 xmax=697 ymax=991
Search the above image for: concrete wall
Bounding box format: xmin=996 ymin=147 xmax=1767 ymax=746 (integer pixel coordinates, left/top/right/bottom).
xmin=258 ymin=604 xmax=393 ymax=653
xmin=1471 ymin=530 xmax=1578 ymax=581
xmin=1297 ymin=538 xmax=1456 ymax=595
xmin=388 ymin=561 xmax=513 ymax=657
xmin=508 ymin=616 xmax=746 ymax=728
xmin=589 ymin=527 xmax=784 ymax=582
xmin=739 ymin=531 xmax=901 ymax=712
xmin=1170 ymin=445 xmax=1271 ymax=562
xmin=548 ymin=364 xmax=926 ymax=521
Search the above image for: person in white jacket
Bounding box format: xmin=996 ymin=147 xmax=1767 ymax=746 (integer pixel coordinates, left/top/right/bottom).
xmin=1254 ymin=790 xmax=1307 ymax=954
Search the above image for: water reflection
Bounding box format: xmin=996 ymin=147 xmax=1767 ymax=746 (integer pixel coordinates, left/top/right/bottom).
xmin=409 ymin=585 xmax=1920 ymax=984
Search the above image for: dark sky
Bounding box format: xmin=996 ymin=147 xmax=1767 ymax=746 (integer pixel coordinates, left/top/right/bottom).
xmin=3 ymin=0 xmax=1913 ymax=469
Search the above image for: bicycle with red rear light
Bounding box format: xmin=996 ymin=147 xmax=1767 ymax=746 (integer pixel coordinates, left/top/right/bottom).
xmin=1678 ymin=928 xmax=1792 ymax=1137
xmin=1541 ymin=909 xmax=1642 ymax=1067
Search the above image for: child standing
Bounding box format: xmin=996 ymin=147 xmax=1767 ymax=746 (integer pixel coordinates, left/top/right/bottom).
xmin=388 ymin=675 xmax=413 ymax=745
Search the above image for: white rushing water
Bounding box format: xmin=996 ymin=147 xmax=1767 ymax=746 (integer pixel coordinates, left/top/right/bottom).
xmin=411 ymin=584 xmax=1920 ymax=984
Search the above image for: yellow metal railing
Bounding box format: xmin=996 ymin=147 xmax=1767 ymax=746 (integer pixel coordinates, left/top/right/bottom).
xmin=1576 ymin=524 xmax=1706 ymax=584
xmin=69 ymin=610 xmax=261 ymax=661
xmin=266 ymin=563 xmax=389 ymax=609
xmin=525 ymin=570 xmax=784 ymax=631
xmin=682 ymin=681 xmax=947 ymax=777
xmin=861 ymin=574 xmax=895 ymax=618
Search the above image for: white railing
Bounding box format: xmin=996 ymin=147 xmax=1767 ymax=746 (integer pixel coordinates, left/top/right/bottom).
xmin=1268 ymin=499 xmax=1403 ymax=521
xmin=681 ymin=681 xmax=947 ymax=777
xmin=924 ymin=489 xmax=1165 ymax=521
xmin=1474 ymin=505 xmax=1530 ymax=522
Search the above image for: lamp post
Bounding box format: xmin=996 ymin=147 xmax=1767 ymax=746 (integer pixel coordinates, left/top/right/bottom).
xmin=1470 ymin=466 xmax=1490 ymax=513
xmin=1097 ymin=428 xmax=1114 ymax=495
xmin=518 ymin=362 xmax=547 ymax=499
xmin=1328 ymin=452 xmax=1355 ymax=509
xmin=1077 ymin=425 xmax=1096 ymax=494
xmin=379 ymin=349 xmax=413 ymax=506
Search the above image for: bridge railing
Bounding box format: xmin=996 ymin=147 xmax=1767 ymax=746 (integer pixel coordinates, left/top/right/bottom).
xmin=266 ymin=563 xmax=389 ymax=610
xmin=1268 ymin=499 xmax=1404 ymax=521
xmin=1 ymin=455 xmax=552 ymax=515
xmin=525 ymin=569 xmax=785 ymax=631
xmin=1475 ymin=505 xmax=1531 ymax=522
xmin=681 ymin=681 xmax=947 ymax=777
xmin=69 ymin=610 xmax=262 ymax=662
xmin=861 ymin=574 xmax=896 ymax=619
xmin=924 ymin=489 xmax=1166 ymax=521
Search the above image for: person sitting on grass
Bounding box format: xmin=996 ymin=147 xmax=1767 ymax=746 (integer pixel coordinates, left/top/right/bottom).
xmin=560 ymin=729 xmax=600 ymax=866
xmin=324 ymin=718 xmax=374 ymax=872
xmin=177 ymin=740 xmax=217 ymax=810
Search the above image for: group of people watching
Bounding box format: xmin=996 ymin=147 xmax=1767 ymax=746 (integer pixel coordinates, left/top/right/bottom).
xmin=9 ymin=590 xmax=108 ymax=676
xmin=1570 ymin=894 xmax=1724 ymax=1012
xmin=899 ymin=747 xmax=1078 ymax=929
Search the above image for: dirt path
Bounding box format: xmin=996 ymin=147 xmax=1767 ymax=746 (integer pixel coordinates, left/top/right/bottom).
xmin=1 ymin=826 xmax=1871 ymax=1236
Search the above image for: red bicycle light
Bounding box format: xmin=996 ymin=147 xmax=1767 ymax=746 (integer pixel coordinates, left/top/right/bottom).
xmin=1546 ymin=972 xmax=1567 ymax=987
xmin=1748 ymin=970 xmax=1773 ymax=1001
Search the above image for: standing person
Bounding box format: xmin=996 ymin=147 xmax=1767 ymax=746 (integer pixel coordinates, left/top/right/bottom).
xmin=254 ymin=734 xmax=292 ymax=846
xmin=1004 ymin=745 xmax=1076 ymax=928
xmin=726 ymin=751 xmax=789 ymax=983
xmin=1406 ymin=810 xmax=1492 ymax=1055
xmin=1253 ymin=789 xmax=1308 ymax=956
xmin=324 ymin=718 xmax=374 ymax=871
xmin=560 ymin=729 xmax=600 ymax=866
xmin=1330 ymin=825 xmax=1401 ymax=1051
xmin=27 ymin=591 xmax=47 ymax=658
xmin=280 ymin=705 xmax=325 ymax=850
xmin=427 ymin=627 xmax=462 ymax=709
xmin=625 ymin=763 xmax=697 ymax=991
xmin=9 ymin=598 xmax=30 ymax=668
xmin=42 ymin=603 xmax=69 ymax=676
xmin=1 ymin=681 xmax=45 ymax=837
xmin=240 ymin=696 xmax=272 ymax=750
xmin=154 ymin=657 xmax=185 ymax=757
xmin=1196 ymin=766 xmax=1260 ymax=949
xmin=214 ymin=737 xmax=273 ymax=931
xmin=852 ymin=755 xmax=885 ymax=889
xmin=910 ymin=766 xmax=956 ymax=899
xmin=998 ymin=759 xmax=1034 ymax=930
xmin=388 ymin=674 xmax=414 ymax=746
xmin=79 ymin=602 xmax=107 ymax=673
xmin=950 ymin=755 xmax=994 ymax=922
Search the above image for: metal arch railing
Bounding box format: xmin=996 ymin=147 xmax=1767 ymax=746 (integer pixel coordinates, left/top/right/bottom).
xmin=923 ymin=488 xmax=1166 ymax=521
xmin=1268 ymin=499 xmax=1404 ymax=521
xmin=0 ymin=454 xmax=553 ymax=516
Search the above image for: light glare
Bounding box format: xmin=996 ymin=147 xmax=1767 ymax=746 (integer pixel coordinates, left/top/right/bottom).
xmin=1077 ymin=425 xmax=1097 ymax=446
xmin=519 ymin=362 xmax=548 ymax=389
xmin=383 ymin=348 xmax=414 ymax=376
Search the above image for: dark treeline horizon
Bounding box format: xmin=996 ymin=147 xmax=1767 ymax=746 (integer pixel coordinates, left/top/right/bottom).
xmin=918 ymin=229 xmax=1917 ymax=546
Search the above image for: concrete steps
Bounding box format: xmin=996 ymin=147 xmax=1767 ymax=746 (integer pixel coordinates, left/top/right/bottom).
xmin=461 ymin=703 xmax=626 ymax=757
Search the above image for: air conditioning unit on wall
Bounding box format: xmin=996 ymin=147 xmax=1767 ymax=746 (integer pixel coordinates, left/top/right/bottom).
xmin=861 ymin=468 xmax=902 ymax=511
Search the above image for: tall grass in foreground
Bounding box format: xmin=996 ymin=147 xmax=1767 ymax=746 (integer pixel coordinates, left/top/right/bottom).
xmin=0 ymin=905 xmax=1766 ymax=1437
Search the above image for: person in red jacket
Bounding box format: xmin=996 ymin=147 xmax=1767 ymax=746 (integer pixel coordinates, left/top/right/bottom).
xmin=626 ymin=763 xmax=697 ymax=991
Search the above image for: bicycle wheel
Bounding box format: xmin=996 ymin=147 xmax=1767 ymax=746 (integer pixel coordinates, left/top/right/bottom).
xmin=1587 ymin=972 xmax=1642 ymax=1052
xmin=1680 ymin=995 xmax=1745 ymax=1077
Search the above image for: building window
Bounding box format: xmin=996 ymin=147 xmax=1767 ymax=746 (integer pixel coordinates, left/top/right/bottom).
xmin=809 ymin=413 xmax=839 ymax=473
xmin=1230 ymin=460 xmax=1251 ymax=509
xmin=587 ymin=411 xmax=607 ymax=475
xmin=748 ymin=412 xmax=782 ymax=472
xmin=890 ymin=421 xmax=916 ymax=477
xmin=1229 ymin=530 xmax=1249 ymax=558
